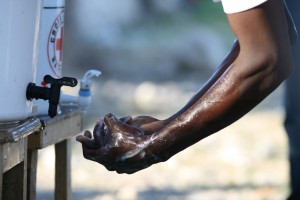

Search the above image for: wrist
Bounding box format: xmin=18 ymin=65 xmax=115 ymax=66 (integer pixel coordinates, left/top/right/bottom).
xmin=144 ymin=132 xmax=172 ymax=164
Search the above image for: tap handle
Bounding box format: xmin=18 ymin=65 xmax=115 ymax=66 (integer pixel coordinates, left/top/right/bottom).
xmin=26 ymin=75 xmax=78 ymax=118
xmin=44 ymin=75 xmax=78 ymax=87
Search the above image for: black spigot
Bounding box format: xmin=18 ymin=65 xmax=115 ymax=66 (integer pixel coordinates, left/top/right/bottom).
xmin=26 ymin=75 xmax=78 ymax=118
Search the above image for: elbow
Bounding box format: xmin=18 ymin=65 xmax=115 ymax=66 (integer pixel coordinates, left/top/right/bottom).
xmin=253 ymin=50 xmax=293 ymax=91
xmin=238 ymin=48 xmax=293 ymax=92
xmin=266 ymin=51 xmax=293 ymax=83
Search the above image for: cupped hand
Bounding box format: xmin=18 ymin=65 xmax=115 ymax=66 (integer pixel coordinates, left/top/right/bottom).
xmin=76 ymin=113 xmax=167 ymax=174
xmin=119 ymin=115 xmax=167 ymax=134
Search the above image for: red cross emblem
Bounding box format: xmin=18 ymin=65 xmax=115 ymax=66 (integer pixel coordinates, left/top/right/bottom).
xmin=56 ymin=27 xmax=64 ymax=62
xmin=47 ymin=10 xmax=64 ymax=78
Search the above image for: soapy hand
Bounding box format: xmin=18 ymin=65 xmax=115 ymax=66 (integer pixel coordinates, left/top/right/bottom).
xmin=76 ymin=113 xmax=167 ymax=174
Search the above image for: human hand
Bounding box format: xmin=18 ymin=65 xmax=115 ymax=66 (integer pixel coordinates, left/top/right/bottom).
xmin=76 ymin=113 xmax=167 ymax=174
xmin=119 ymin=115 xmax=166 ymax=134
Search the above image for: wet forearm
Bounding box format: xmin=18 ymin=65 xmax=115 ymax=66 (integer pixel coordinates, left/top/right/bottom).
xmin=166 ymin=40 xmax=240 ymax=122
xmin=148 ymin=0 xmax=294 ymax=161
xmin=151 ymin=48 xmax=290 ymax=161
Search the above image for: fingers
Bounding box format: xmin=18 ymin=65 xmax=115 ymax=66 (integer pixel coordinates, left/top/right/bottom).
xmin=84 ymin=130 xmax=92 ymax=138
xmin=77 ymin=114 xmax=152 ymax=174
xmin=76 ymin=130 xmax=92 ymax=142
xmin=81 ymin=146 xmax=105 ymax=162
xmin=104 ymin=113 xmax=143 ymax=137
xmin=104 ymin=113 xmax=121 ymax=129
xmin=104 ymin=113 xmax=125 ymax=136
xmin=119 ymin=116 xmax=132 ymax=124
xmin=77 ymin=119 xmax=108 ymax=149
xmin=93 ymin=120 xmax=105 ymax=146
xmin=134 ymin=116 xmax=158 ymax=124
xmin=76 ymin=130 xmax=98 ymax=149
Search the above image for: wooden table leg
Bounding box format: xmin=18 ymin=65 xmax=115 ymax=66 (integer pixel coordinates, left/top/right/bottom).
xmin=27 ymin=149 xmax=38 ymax=200
xmin=2 ymin=138 xmax=28 ymax=200
xmin=0 ymin=144 xmax=3 ymax=200
xmin=55 ymin=139 xmax=71 ymax=200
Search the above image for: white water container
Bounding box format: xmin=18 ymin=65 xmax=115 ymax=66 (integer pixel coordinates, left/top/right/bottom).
xmin=0 ymin=0 xmax=42 ymax=122
xmin=34 ymin=0 xmax=65 ymax=115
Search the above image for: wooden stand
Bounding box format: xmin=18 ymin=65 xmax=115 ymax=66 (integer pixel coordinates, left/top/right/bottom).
xmin=0 ymin=111 xmax=82 ymax=200
xmin=0 ymin=118 xmax=42 ymax=200
xmin=27 ymin=112 xmax=82 ymax=200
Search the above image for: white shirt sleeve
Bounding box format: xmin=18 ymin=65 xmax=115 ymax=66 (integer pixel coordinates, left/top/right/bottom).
xmin=214 ymin=0 xmax=268 ymax=14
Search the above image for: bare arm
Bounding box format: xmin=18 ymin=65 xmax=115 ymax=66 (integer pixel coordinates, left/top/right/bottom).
xmin=77 ymin=0 xmax=294 ymax=174
xmin=148 ymin=0 xmax=293 ymax=159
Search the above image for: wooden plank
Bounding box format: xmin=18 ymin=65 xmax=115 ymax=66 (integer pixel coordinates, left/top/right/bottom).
xmin=27 ymin=149 xmax=38 ymax=200
xmin=28 ymin=112 xmax=82 ymax=149
xmin=0 ymin=118 xmax=42 ymax=143
xmin=2 ymin=139 xmax=25 ymax=173
xmin=55 ymin=139 xmax=71 ymax=200
xmin=2 ymin=138 xmax=28 ymax=200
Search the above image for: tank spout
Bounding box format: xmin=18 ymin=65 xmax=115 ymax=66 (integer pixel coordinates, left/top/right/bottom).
xmin=26 ymin=75 xmax=77 ymax=118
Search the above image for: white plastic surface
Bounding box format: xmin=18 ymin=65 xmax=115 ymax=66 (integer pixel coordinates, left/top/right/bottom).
xmin=0 ymin=0 xmax=41 ymax=121
xmin=34 ymin=0 xmax=65 ymax=116
xmin=43 ymin=0 xmax=65 ymax=7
